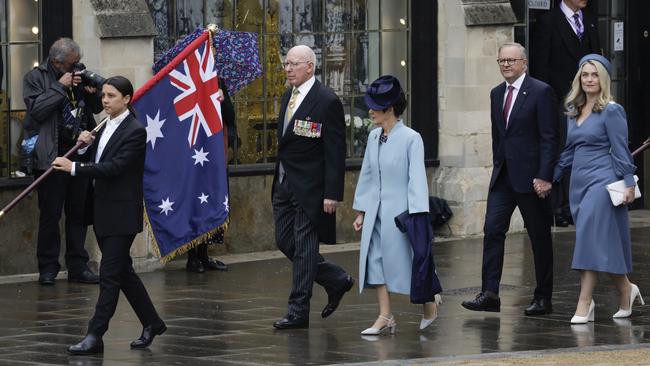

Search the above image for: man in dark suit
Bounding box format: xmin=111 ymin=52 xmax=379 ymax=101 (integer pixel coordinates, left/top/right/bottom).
xmin=532 ymin=0 xmax=600 ymax=226
xmin=462 ymin=43 xmax=558 ymax=316
xmin=272 ymin=45 xmax=354 ymax=329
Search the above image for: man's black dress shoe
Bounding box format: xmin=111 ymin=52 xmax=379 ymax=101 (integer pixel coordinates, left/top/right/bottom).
xmin=68 ymin=269 xmax=100 ymax=284
xmin=130 ymin=322 xmax=167 ymax=349
xmin=461 ymin=292 xmax=501 ymax=312
xmin=68 ymin=334 xmax=103 ymax=355
xmin=321 ymin=276 xmax=355 ymax=318
xmin=201 ymin=258 xmax=228 ymax=271
xmin=186 ymin=258 xmax=205 ymax=273
xmin=38 ymin=273 xmax=56 ymax=285
xmin=273 ymin=315 xmax=309 ymax=329
xmin=524 ymin=297 xmax=553 ymax=316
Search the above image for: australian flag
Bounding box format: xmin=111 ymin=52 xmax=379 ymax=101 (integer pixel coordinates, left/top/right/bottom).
xmin=132 ymin=31 xmax=229 ymax=262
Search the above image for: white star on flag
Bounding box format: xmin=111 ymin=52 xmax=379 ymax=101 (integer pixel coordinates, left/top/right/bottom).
xmin=145 ymin=110 xmax=166 ymax=149
xmin=158 ymin=197 xmax=174 ymax=216
xmin=223 ymin=195 xmax=229 ymax=212
xmin=192 ymin=147 xmax=210 ymax=166
xmin=198 ymin=192 xmax=209 ymax=204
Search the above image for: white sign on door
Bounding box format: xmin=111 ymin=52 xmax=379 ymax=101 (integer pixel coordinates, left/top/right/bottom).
xmin=529 ymin=0 xmax=551 ymax=10
xmin=614 ymin=22 xmax=624 ymax=51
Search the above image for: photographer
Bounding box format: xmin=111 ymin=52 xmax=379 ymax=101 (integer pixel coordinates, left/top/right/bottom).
xmin=23 ymin=38 xmax=103 ymax=285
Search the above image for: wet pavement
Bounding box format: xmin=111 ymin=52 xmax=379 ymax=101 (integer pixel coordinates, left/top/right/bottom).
xmin=2 ymin=227 xmax=650 ymax=365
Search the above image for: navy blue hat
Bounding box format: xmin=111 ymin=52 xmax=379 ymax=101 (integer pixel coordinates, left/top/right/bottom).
xmin=364 ymin=75 xmax=402 ymax=110
xmin=578 ymin=54 xmax=612 ymax=75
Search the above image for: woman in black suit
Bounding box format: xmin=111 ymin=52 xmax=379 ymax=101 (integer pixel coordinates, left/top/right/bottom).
xmin=52 ymin=76 xmax=166 ymax=355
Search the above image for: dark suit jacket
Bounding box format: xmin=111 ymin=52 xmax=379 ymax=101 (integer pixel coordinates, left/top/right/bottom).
xmin=76 ymin=114 xmax=146 ymax=237
xmin=490 ymin=75 xmax=558 ymax=193
xmin=273 ymin=79 xmax=346 ymax=244
xmin=533 ymin=6 xmax=601 ymax=100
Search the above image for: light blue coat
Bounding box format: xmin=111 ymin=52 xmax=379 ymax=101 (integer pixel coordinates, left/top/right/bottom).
xmin=353 ymin=121 xmax=429 ymax=294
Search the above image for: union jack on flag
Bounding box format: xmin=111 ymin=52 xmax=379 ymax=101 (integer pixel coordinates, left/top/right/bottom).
xmin=132 ymin=31 xmax=229 ymax=262
xmin=168 ymin=42 xmax=224 ymax=147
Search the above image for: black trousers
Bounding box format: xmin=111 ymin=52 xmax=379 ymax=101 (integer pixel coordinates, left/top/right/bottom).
xmin=35 ymin=169 xmax=90 ymax=276
xmin=272 ymin=179 xmax=349 ymax=319
xmin=482 ymin=166 xmax=554 ymax=299
xmin=88 ymin=234 xmax=162 ymax=336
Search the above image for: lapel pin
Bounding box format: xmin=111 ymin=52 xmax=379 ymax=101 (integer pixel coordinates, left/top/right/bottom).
xmin=523 ymin=91 xmax=527 ymax=95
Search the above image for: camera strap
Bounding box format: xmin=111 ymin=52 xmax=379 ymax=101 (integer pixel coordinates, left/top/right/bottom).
xmin=61 ymin=89 xmax=82 ymax=137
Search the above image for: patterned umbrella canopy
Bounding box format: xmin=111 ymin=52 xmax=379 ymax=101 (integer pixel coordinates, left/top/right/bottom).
xmin=152 ymin=27 xmax=262 ymax=95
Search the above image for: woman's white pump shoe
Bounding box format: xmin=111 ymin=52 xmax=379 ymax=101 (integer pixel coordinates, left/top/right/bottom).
xmin=361 ymin=315 xmax=396 ymax=335
xmin=571 ymin=300 xmax=595 ymax=324
xmin=613 ymin=283 xmax=645 ymax=318
xmin=420 ymin=294 xmax=442 ymax=330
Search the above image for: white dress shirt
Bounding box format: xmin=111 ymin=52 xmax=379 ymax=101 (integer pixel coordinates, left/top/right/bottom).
xmin=503 ymin=72 xmax=526 ymax=123
xmin=71 ymin=109 xmax=130 ymax=176
xmin=560 ymin=1 xmax=584 ymax=37
xmin=290 ymin=75 xmax=316 ymax=115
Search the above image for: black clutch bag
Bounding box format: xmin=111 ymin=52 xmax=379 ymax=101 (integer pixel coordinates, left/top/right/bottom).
xmin=394 ymin=209 xmax=410 ymax=233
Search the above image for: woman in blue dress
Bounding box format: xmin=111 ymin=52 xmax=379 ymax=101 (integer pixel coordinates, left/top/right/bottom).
xmin=554 ymin=54 xmax=643 ymax=324
xmin=353 ymin=76 xmax=441 ymax=335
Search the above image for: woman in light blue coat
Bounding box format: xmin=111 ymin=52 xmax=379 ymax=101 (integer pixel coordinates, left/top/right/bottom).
xmin=353 ymin=75 xmax=440 ymax=335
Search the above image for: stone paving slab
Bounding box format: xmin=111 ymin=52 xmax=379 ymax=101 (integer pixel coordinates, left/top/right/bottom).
xmin=1 ymin=226 xmax=650 ymax=364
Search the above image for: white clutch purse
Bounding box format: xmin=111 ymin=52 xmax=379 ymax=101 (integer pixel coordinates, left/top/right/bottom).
xmin=606 ymin=175 xmax=641 ymax=206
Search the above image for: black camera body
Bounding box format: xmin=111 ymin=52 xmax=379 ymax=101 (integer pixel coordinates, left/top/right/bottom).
xmin=72 ymin=62 xmax=106 ymax=88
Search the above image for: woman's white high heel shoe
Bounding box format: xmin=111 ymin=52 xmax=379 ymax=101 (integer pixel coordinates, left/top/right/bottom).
xmin=420 ymin=294 xmax=442 ymax=330
xmin=361 ymin=315 xmax=396 ymax=335
xmin=570 ymin=300 xmax=595 ymax=324
xmin=613 ymin=283 xmax=645 ymax=318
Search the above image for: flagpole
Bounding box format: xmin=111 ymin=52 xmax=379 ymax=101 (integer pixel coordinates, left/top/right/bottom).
xmin=0 ymin=118 xmax=109 ymax=219
xmin=632 ymin=136 xmax=650 ymax=157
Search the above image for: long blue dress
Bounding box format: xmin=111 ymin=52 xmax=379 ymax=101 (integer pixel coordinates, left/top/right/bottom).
xmin=554 ymin=102 xmax=636 ymax=274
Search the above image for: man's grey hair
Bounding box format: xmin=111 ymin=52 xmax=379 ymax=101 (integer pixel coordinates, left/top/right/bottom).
xmin=49 ymin=38 xmax=81 ymax=63
xmin=498 ymin=42 xmax=528 ymax=59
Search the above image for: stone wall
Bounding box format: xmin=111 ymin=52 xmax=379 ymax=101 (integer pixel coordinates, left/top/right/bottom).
xmin=433 ymin=0 xmax=523 ymax=236
xmin=72 ymin=0 xmax=160 ymax=271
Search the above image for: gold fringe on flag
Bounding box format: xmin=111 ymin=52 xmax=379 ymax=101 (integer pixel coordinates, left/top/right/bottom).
xmin=144 ymin=208 xmax=230 ymax=264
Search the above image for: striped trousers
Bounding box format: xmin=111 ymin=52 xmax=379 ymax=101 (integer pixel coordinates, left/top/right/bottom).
xmin=272 ymin=179 xmax=350 ymax=319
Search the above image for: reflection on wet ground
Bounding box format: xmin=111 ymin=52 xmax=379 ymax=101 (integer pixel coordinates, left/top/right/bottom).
xmin=1 ymin=228 xmax=650 ymax=365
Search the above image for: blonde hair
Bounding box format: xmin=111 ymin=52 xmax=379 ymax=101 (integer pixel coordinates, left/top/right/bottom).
xmin=564 ymin=60 xmax=614 ymax=117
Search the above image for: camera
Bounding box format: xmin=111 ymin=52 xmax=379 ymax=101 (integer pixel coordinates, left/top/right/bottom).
xmin=72 ymin=62 xmax=106 ymax=88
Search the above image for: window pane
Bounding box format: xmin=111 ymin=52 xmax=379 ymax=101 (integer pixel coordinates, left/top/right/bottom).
xmin=380 ymin=0 xmax=406 ymax=29
xmin=326 ymin=0 xmax=351 ymax=32
xmin=10 ymin=43 xmax=39 ymax=110
xmin=176 ymin=0 xmax=204 ymax=37
xmin=9 ymin=0 xmax=39 ymax=42
xmin=350 ymin=96 xmax=374 ymax=157
xmin=146 ymin=0 xmax=174 ymax=61
xmin=7 ymin=111 xmax=26 ymax=176
xmin=233 ymin=99 xmax=273 ymax=164
xmin=1 ymin=0 xmax=6 ymax=42
xmin=353 ymin=0 xmax=379 ymax=31
xmin=323 ymin=32 xmax=351 ymax=96
xmin=205 ymin=0 xmax=233 ymax=29
xmin=293 ymin=0 xmax=322 ymax=33
xmin=380 ymin=31 xmax=408 ymax=88
xmin=352 ymin=32 xmax=379 ymax=94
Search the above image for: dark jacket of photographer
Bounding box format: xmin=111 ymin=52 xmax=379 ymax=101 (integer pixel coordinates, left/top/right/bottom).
xmin=23 ymin=59 xmax=102 ymax=171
